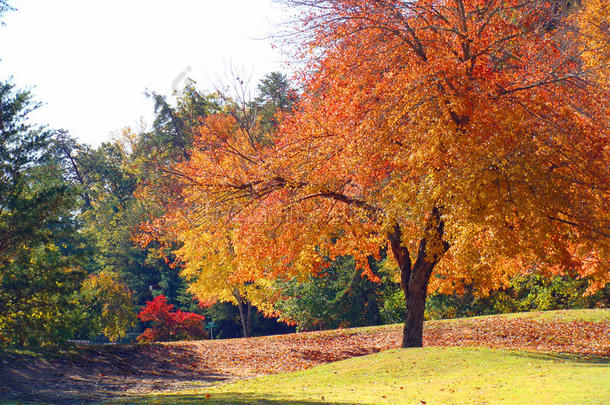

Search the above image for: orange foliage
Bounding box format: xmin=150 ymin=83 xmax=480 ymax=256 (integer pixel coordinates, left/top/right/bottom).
xmin=146 ymin=0 xmax=609 ymax=346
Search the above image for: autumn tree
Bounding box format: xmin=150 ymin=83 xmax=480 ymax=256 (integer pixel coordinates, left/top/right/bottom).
xmin=274 ymin=0 xmax=609 ymax=346
xmin=175 ymin=227 xmax=278 ymax=338
xmin=81 ymin=272 xmax=137 ymax=342
xmin=158 ymin=107 xmax=275 ymax=337
xmin=141 ymin=74 xmax=298 ymax=337
xmin=168 ymin=0 xmax=608 ymax=348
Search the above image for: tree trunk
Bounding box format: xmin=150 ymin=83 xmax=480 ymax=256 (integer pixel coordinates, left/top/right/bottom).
xmin=233 ymin=289 xmax=249 ymax=338
xmin=402 ymin=258 xmax=435 ymax=347
xmin=246 ymin=301 xmax=252 ymax=337
xmin=388 ymin=207 xmax=448 ymax=348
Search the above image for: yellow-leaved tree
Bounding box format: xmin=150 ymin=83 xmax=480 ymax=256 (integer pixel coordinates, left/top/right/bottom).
xmin=81 ymin=273 xmax=136 ymax=342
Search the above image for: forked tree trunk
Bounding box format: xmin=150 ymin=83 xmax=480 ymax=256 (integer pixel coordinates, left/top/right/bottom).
xmin=389 ymin=207 xmax=448 ymax=348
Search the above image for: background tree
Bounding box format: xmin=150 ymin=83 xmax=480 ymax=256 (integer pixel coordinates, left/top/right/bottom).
xmin=74 ymin=140 xmax=173 ymax=306
xmin=66 ymin=86 xmax=217 ymax=312
xmin=255 ymin=72 xmax=298 ymax=135
xmin=0 ymin=81 xmax=86 ymax=346
xmin=273 ymin=255 xmax=392 ymax=331
xmin=80 ymin=272 xmax=137 ymax=342
xmin=140 ymin=74 xmax=299 ymax=337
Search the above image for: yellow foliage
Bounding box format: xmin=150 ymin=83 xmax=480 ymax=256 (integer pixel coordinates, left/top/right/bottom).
xmin=82 ymin=273 xmax=136 ymax=342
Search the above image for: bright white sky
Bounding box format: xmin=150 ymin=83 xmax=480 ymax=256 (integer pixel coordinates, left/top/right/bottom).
xmin=0 ymin=0 xmax=292 ymax=145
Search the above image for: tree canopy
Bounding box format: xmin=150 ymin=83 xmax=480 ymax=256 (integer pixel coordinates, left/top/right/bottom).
xmin=0 ymin=81 xmax=87 ymax=345
xmin=160 ymin=0 xmax=609 ymax=347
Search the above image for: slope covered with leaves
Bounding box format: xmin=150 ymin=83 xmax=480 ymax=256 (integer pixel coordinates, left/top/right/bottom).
xmin=1 ymin=309 xmax=608 ymax=403
xmin=0 ymin=309 xmax=610 ymax=403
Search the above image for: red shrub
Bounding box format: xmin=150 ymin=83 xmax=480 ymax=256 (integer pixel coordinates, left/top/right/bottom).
xmin=136 ymin=295 xmax=207 ymax=342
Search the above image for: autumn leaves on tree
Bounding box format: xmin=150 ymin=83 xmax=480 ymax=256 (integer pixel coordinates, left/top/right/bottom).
xmin=145 ymin=0 xmax=609 ymax=347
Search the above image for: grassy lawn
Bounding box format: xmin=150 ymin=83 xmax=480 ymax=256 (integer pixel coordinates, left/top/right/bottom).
xmin=118 ymin=346 xmax=610 ymax=405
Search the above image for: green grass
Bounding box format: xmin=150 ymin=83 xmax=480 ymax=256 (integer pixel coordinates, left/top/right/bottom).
xmin=116 ymin=346 xmax=610 ymax=405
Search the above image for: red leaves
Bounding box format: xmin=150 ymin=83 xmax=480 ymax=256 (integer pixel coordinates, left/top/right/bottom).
xmin=137 ymin=295 xmax=207 ymax=342
xmin=137 ymin=295 xmax=176 ymax=324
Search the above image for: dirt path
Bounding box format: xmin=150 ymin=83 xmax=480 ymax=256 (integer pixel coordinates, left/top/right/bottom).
xmin=1 ymin=316 xmax=608 ymax=404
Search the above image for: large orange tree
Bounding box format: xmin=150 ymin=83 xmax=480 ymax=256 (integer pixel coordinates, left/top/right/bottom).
xmin=163 ymin=0 xmax=608 ymax=347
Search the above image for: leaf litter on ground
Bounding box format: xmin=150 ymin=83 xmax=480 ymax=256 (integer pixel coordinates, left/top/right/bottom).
xmin=1 ymin=309 xmax=608 ymax=403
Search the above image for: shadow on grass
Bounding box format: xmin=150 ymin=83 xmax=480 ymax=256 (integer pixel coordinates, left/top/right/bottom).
xmin=505 ymin=350 xmax=610 ymax=364
xmin=123 ymin=392 xmax=358 ymax=405
xmin=0 ymin=344 xmax=232 ymax=404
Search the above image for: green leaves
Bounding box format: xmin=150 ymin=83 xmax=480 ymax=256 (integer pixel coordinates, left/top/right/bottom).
xmin=273 ymin=255 xmax=390 ymax=331
xmin=0 ymin=80 xmax=86 ymax=346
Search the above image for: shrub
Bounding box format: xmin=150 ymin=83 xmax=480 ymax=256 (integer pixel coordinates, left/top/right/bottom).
xmin=136 ymin=295 xmax=206 ymax=342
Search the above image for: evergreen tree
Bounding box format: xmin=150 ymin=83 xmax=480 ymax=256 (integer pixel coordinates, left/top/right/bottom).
xmin=0 ymin=81 xmax=85 ymax=346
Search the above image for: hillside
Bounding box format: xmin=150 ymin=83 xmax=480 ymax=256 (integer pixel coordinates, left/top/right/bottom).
xmin=134 ymin=347 xmax=610 ymax=404
xmin=1 ymin=309 xmax=608 ymax=404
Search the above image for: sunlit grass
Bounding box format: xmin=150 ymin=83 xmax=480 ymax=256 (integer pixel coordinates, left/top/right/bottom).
xmin=117 ymin=346 xmax=610 ymax=405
